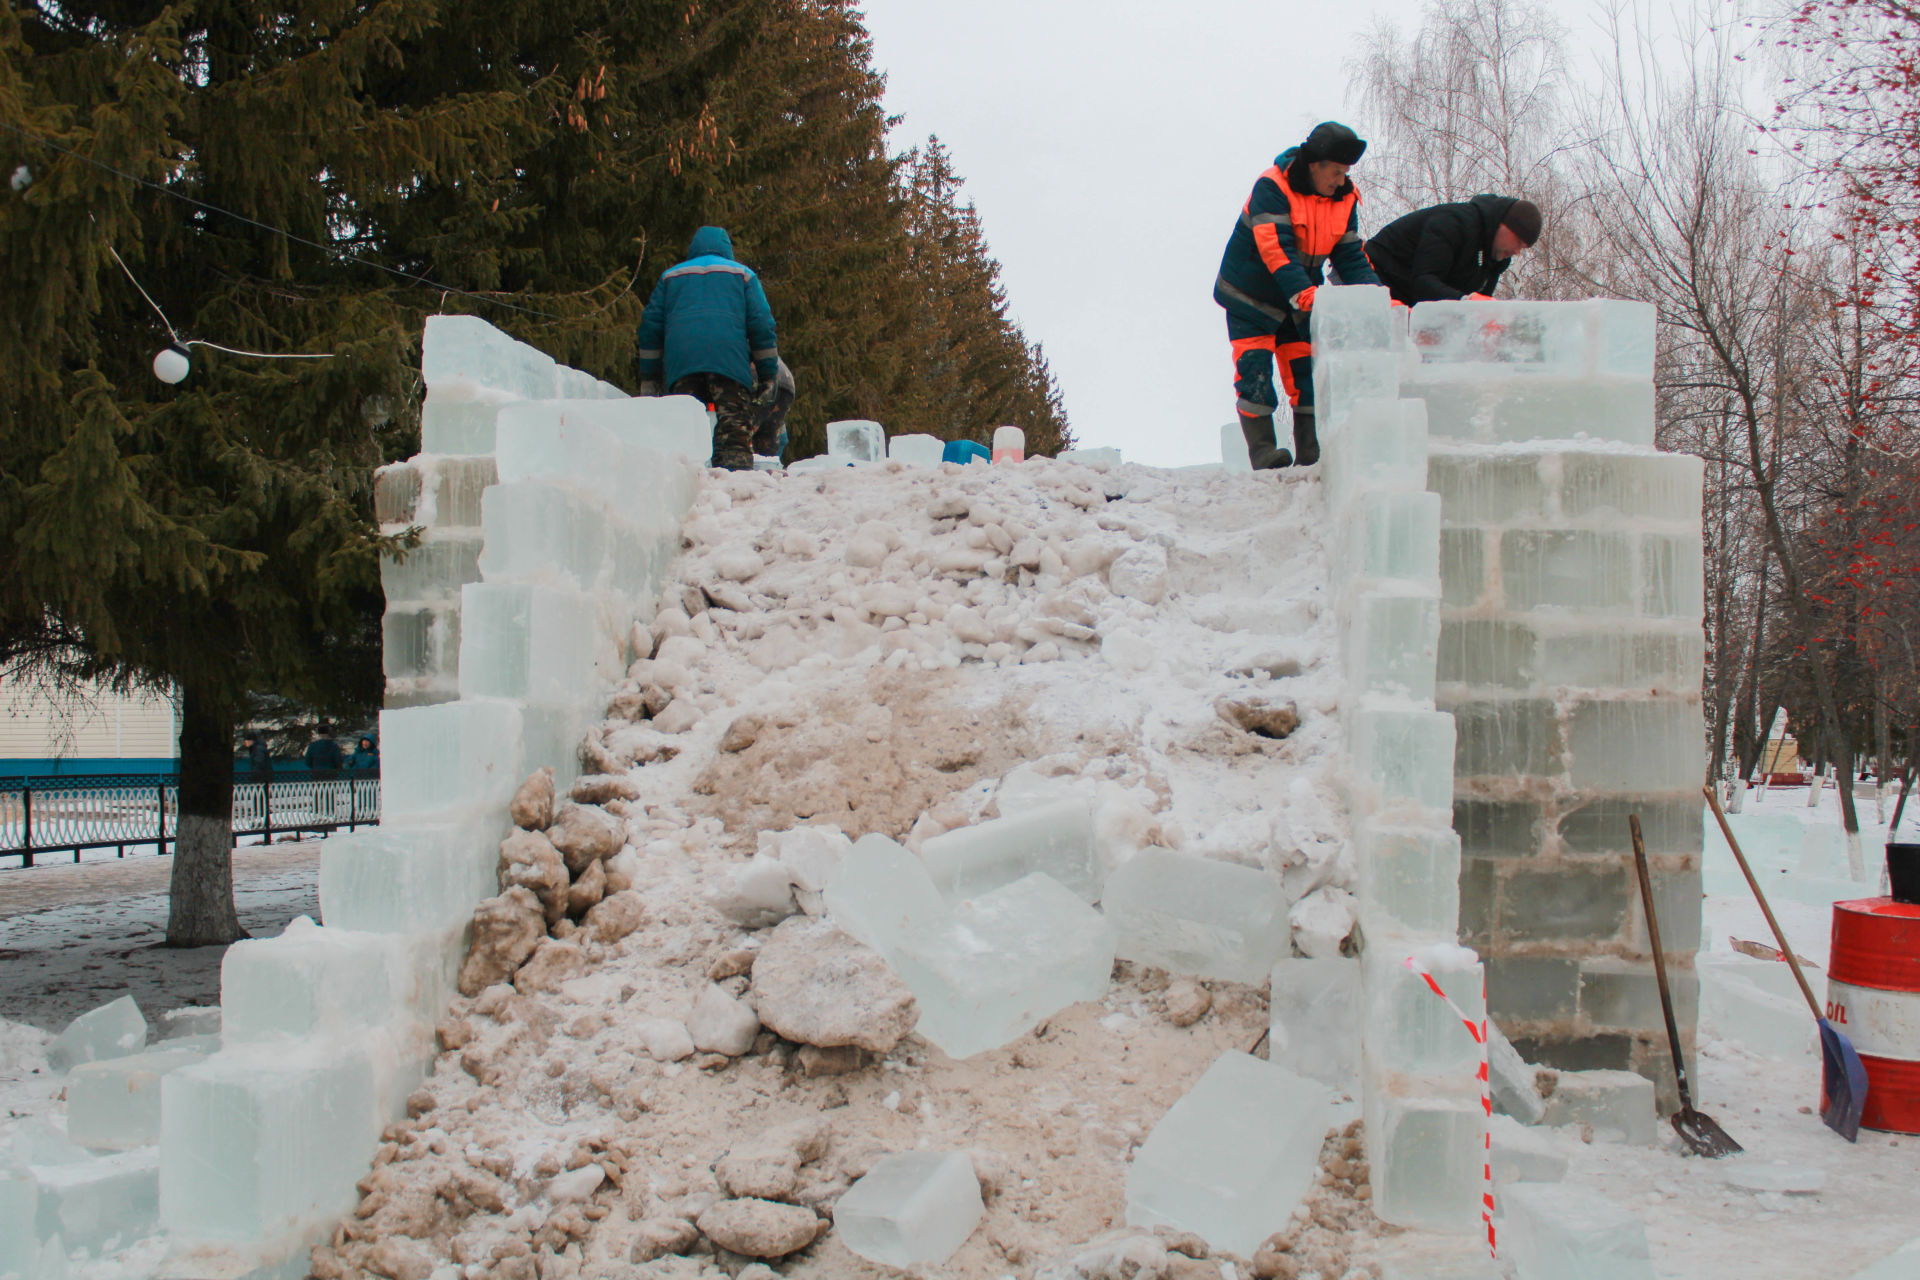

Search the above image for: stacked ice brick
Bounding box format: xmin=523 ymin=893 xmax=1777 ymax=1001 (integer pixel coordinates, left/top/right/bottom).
xmin=1421 ymin=300 xmax=1706 ymax=1103
xmin=1309 ymin=286 xmax=1486 ymax=1234
xmin=147 ymin=317 xmax=703 ymax=1275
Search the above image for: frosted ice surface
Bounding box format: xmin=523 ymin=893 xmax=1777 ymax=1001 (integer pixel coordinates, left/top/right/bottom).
xmin=892 ymin=873 xmax=1115 ymax=1060
xmin=1323 ymin=398 xmax=1429 ymax=515
xmin=888 ymin=434 xmax=945 ymax=468
xmin=319 ymin=819 xmax=501 ymax=934
xmin=1721 ymin=1162 xmax=1825 ymax=1195
xmin=1343 ymin=591 xmax=1440 ymax=703
xmin=221 ymin=919 xmax=397 ymax=1042
xmin=1313 ymin=353 xmax=1400 ymax=431
xmin=29 ymin=1149 xmax=159 ymax=1257
xmin=1531 ymin=625 xmax=1704 ymax=692
xmin=378 ymin=700 xmax=525 ymax=820
xmin=1539 ymin=1070 xmax=1656 ymax=1145
xmin=423 ymin=315 xmax=558 ymax=401
xmin=66 ymin=1046 xmax=209 ymax=1151
xmin=1846 ymin=1235 xmax=1920 ymax=1280
xmin=1488 ymin=1115 xmax=1566 ymax=1184
xmin=421 ymin=397 xmax=509 ymax=456
xmin=821 ymin=834 xmax=947 ymax=959
xmin=1341 ymin=491 xmax=1441 ymax=587
xmin=919 ymin=798 xmax=1101 ymax=903
xmin=379 ymin=532 xmax=482 ymax=605
xmin=1102 ymin=848 xmax=1289 ymax=983
xmin=1125 ymin=1052 xmax=1333 ymax=1256
xmin=604 ymin=396 xmax=711 ymax=464
xmin=47 ymin=997 xmax=146 ymax=1074
xmin=1427 ymin=452 xmax=1549 ymax=528
xmin=1309 ymin=283 xmax=1395 ymax=354
xmin=478 ymin=483 xmax=610 ymax=590
xmin=771 ymin=826 xmax=851 ymax=895
xmin=1409 ymin=300 xmax=1653 ymax=378
xmin=1565 ymin=701 xmax=1704 ymax=792
xmin=1364 ymin=943 xmax=1485 ymax=1077
xmin=1356 ymin=823 xmax=1461 ymax=936
xmin=1486 ymin=1025 xmax=1546 ymax=1126
xmin=457 ymin=582 xmax=603 ymax=702
xmin=827 ymin=420 xmax=885 ymax=462
xmin=1365 ymin=1091 xmax=1487 ymax=1231
xmin=0 ymin=1173 xmax=33 ymax=1280
xmin=1268 ymin=958 xmax=1359 ymax=1087
xmin=1403 ymin=372 xmax=1655 ymax=448
xmin=161 ymin=1044 xmax=379 ymax=1242
xmin=1348 ymin=709 xmax=1455 ymax=816
xmin=1499 ymin=531 xmax=1635 ymax=613
xmin=159 ymin=1007 xmax=221 ymax=1040
xmin=1500 ymin=1182 xmax=1653 ymax=1280
xmin=1219 ymin=422 xmax=1252 ymax=473
xmin=786 ymin=454 xmax=868 ymax=473
xmin=1559 ymin=451 xmax=1704 ymax=523
xmin=705 ymin=854 xmax=798 ymax=928
xmin=834 ymin=1151 xmax=984 ymax=1266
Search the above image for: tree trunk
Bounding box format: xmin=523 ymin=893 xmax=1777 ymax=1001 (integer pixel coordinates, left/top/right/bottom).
xmin=1876 ymin=683 xmax=1892 ymax=824
xmin=167 ymin=683 xmax=246 ymax=947
xmin=1734 ymin=554 xmax=1772 ymax=779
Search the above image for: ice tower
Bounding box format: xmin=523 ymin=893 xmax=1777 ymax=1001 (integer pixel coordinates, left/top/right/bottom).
xmin=1313 ymin=287 xmax=1703 ymax=1231
xmin=152 ymin=318 xmax=704 ymax=1275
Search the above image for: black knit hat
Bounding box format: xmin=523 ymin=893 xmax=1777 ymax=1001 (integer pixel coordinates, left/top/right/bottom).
xmin=1299 ymin=121 xmax=1367 ymax=166
xmin=1502 ymin=199 xmax=1543 ymax=246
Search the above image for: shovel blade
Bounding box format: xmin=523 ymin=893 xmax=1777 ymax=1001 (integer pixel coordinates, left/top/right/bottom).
xmin=1672 ymin=1107 xmax=1743 ymax=1158
xmin=1818 ymin=1018 xmax=1870 ymax=1143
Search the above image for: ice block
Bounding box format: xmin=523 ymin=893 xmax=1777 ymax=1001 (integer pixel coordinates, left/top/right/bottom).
xmin=47 ymin=997 xmax=147 ymax=1074
xmin=1355 ymin=823 xmax=1462 ymax=937
xmin=891 ymin=873 xmax=1115 ymax=1060
xmin=1363 ymin=943 xmax=1486 ymax=1077
xmin=1344 ymin=591 xmax=1441 ymax=703
xmin=220 ymin=919 xmax=398 ymax=1042
xmin=1101 ymin=848 xmax=1289 ymax=983
xmin=1538 ymin=1070 xmax=1657 ymax=1145
xmin=457 ymin=582 xmax=605 ymax=702
xmin=319 ymin=818 xmax=502 ymax=934
xmin=1268 ymin=958 xmax=1360 ymax=1087
xmin=919 ymin=798 xmax=1101 ymax=903
xmin=888 ymin=434 xmax=945 ymax=468
xmin=1309 ymin=283 xmax=1395 ymax=354
xmin=66 ymin=1046 xmax=210 ymax=1151
xmin=1342 ymin=490 xmax=1441 ymax=587
xmin=834 ymin=1151 xmax=983 ymax=1267
xmin=1125 ymin=1052 xmax=1333 ymax=1256
xmin=1499 ymin=1182 xmax=1654 ymax=1280
xmin=378 ymin=531 xmax=482 ymax=604
xmin=821 ymin=834 xmax=947 ymax=959
xmin=827 ymin=420 xmax=885 ymax=462
xmin=1220 ymin=422 xmax=1252 ymax=473
xmin=377 ymin=699 xmax=525 ymax=821
xmin=1348 ymin=709 xmax=1456 ymax=816
xmin=30 ymin=1148 xmax=159 ymax=1256
xmin=1365 ymin=1091 xmax=1488 ymax=1232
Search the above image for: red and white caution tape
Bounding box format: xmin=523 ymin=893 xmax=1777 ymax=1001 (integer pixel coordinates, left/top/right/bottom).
xmin=1402 ymin=956 xmax=1496 ymax=1259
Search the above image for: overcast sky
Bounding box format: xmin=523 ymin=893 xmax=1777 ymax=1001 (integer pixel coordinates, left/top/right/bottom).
xmin=861 ymin=0 xmax=1430 ymax=466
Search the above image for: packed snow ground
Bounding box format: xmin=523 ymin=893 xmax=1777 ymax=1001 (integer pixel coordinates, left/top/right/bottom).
xmin=4 ymin=460 xmax=1920 ymax=1278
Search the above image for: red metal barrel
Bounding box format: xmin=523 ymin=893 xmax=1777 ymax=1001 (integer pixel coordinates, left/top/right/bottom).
xmin=1827 ymin=898 xmax=1920 ymax=1135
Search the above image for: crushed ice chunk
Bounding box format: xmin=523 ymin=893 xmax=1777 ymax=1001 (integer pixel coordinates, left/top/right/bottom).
xmin=822 ymin=834 xmax=947 ymax=959
xmin=1500 ymin=1181 xmax=1654 ymax=1280
xmin=919 ymin=798 xmax=1101 ymax=903
xmin=47 ymin=996 xmax=147 ymax=1074
xmin=826 ymin=420 xmax=885 ymax=462
xmin=705 ymin=855 xmax=799 ymax=928
xmin=1101 ymin=848 xmax=1289 ymax=983
xmin=1268 ymin=958 xmax=1359 ymax=1088
xmin=834 ymin=1150 xmax=983 ymax=1266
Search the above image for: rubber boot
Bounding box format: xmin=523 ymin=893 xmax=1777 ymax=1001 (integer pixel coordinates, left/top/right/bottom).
xmin=1239 ymin=412 xmax=1293 ymax=470
xmin=1292 ymin=407 xmax=1321 ymax=467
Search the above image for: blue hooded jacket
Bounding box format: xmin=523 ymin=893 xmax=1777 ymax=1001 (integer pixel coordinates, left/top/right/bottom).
xmin=635 ymin=226 xmax=779 ymax=391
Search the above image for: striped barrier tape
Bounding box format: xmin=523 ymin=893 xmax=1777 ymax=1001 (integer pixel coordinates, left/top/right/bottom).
xmin=1402 ymin=956 xmax=1496 ymax=1258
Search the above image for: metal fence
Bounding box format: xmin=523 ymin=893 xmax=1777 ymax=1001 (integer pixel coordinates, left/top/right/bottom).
xmin=0 ymin=772 xmax=380 ymax=869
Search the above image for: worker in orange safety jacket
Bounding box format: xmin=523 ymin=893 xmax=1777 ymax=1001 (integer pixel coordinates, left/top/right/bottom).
xmin=1212 ymin=121 xmax=1380 ymax=469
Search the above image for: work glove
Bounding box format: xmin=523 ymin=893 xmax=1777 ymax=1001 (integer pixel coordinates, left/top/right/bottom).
xmin=1291 ymin=286 xmax=1318 ymax=312
xmin=753 ymin=377 xmax=780 ymax=409
xmin=1465 ymin=292 xmax=1493 ymax=301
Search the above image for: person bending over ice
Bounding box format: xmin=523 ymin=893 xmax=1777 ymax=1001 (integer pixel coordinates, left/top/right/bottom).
xmin=1365 ymin=195 xmax=1541 ymax=306
xmin=1213 ymin=121 xmax=1381 ymax=470
xmin=636 ymin=226 xmax=781 ymax=472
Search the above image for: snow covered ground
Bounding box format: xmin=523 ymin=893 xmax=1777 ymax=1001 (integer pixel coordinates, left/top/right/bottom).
xmin=4 ymin=457 xmax=1919 ymax=1278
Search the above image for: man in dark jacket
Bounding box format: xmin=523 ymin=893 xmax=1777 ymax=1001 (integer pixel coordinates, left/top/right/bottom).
xmin=1365 ymin=195 xmax=1541 ymax=306
xmin=635 ymin=226 xmax=780 ymax=471
xmin=1214 ymin=121 xmax=1382 ymax=470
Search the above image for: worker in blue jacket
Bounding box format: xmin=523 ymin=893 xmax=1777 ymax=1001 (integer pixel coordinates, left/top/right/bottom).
xmin=636 ymin=226 xmax=781 ymax=471
xmin=1213 ymin=121 xmax=1381 ymax=469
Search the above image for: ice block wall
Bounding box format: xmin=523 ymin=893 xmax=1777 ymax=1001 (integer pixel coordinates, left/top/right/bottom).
xmin=154 ymin=317 xmax=704 ymax=1274
xmin=1313 ymin=286 xmax=1485 ymax=1234
xmin=1421 ymin=300 xmax=1705 ymax=1103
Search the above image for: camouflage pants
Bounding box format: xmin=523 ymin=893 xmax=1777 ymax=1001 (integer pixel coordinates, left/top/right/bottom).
xmin=670 ymin=373 xmax=757 ymax=470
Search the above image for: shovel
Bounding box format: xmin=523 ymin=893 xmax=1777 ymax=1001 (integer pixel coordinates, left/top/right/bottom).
xmin=1704 ymin=785 xmax=1870 ymax=1141
xmin=1631 ymin=813 xmax=1744 ymax=1157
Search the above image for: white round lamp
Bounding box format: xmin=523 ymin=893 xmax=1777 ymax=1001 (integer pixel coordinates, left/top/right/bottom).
xmin=152 ymin=344 xmax=191 ymax=385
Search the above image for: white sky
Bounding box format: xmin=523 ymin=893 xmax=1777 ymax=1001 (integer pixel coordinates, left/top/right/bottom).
xmin=861 ymin=0 xmax=1430 ymax=466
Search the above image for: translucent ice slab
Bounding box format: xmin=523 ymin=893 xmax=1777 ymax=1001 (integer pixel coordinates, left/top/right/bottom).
xmin=1323 ymin=398 xmax=1429 ymax=516
xmin=1341 ymin=491 xmax=1441 ymax=588
xmin=1220 ymin=422 xmax=1252 ymax=473
xmin=421 ymin=394 xmax=513 ymax=456
xmin=1558 ymin=450 xmax=1704 ymax=523
xmin=1499 ymin=530 xmax=1635 ymax=613
xmin=1365 ymin=1089 xmax=1488 ymax=1232
xmin=1408 ymin=299 xmax=1654 ymax=379
xmin=1356 ymin=822 xmax=1462 ymax=936
xmin=382 ymin=601 xmax=461 ymax=687
xmin=1488 ymin=1114 xmax=1567 ymax=1183
xmin=1126 ymin=1052 xmax=1333 ymax=1256
xmin=423 ymin=315 xmax=559 ymax=402
xmin=221 ymin=919 xmax=398 ymax=1042
xmin=1102 ymin=848 xmax=1289 ymax=983
xmin=478 ymin=482 xmax=610 ymax=590
xmin=827 ymin=420 xmax=885 ymax=462
xmin=1347 ymin=709 xmax=1456 ymax=817
xmin=1539 ymin=1070 xmax=1657 ymax=1145
xmin=1500 ymin=1182 xmax=1654 ymax=1280
xmin=1364 ymin=942 xmax=1486 ymax=1077
xmin=1313 ymin=353 xmax=1400 ymax=431
xmin=30 ymin=1148 xmax=159 ymax=1256
xmin=891 ymin=873 xmax=1115 ymax=1060
xmin=67 ymin=1046 xmax=209 ymax=1151
xmin=161 ymin=1043 xmax=380 ymax=1243
xmin=48 ymin=997 xmax=147 ymax=1074
xmin=1403 ymin=372 xmax=1655 ymax=448
xmin=1268 ymin=958 xmax=1360 ymax=1087
xmin=1565 ymin=700 xmax=1704 ymax=792
xmin=1426 ymin=451 xmax=1549 ymax=528
xmin=495 ymin=405 xmax=697 ymax=517
xmin=821 ymin=834 xmax=947 ymax=959
xmin=888 ymin=434 xmax=945 ymax=468
xmin=1344 ymin=591 xmax=1440 ymax=703
xmin=379 ymin=532 xmax=482 ymax=606
xmin=834 ymin=1151 xmax=983 ymax=1267
xmin=1057 ymin=447 xmax=1123 ymax=468
xmin=319 ymin=818 xmax=502 ymax=934
xmin=457 ymin=582 xmax=604 ymax=702
xmin=603 ymin=396 xmax=712 ymax=464
xmin=1309 ymin=283 xmax=1396 ymax=355
xmin=378 ymin=700 xmax=525 ymax=820
xmin=919 ymin=798 xmax=1101 ymax=903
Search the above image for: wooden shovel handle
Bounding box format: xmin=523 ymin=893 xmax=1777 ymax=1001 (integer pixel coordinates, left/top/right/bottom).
xmin=1704 ymin=784 xmax=1824 ymax=1019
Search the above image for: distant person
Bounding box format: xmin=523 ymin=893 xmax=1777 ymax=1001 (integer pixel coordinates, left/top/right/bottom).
xmin=753 ymin=358 xmax=795 ymax=461
xmin=242 ymin=732 xmax=271 ymax=779
xmin=304 ymin=723 xmax=344 ymax=775
xmin=349 ymin=735 xmax=379 ymax=772
xmin=635 ymin=226 xmax=781 ymax=472
xmin=1214 ymin=121 xmax=1381 ymax=470
xmin=1365 ymin=195 xmax=1541 ymax=306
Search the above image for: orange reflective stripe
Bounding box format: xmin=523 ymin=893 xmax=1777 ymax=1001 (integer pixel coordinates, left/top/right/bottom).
xmin=1253 ymin=222 xmax=1290 ymax=273
xmin=1230 ymin=334 xmax=1280 ymax=371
